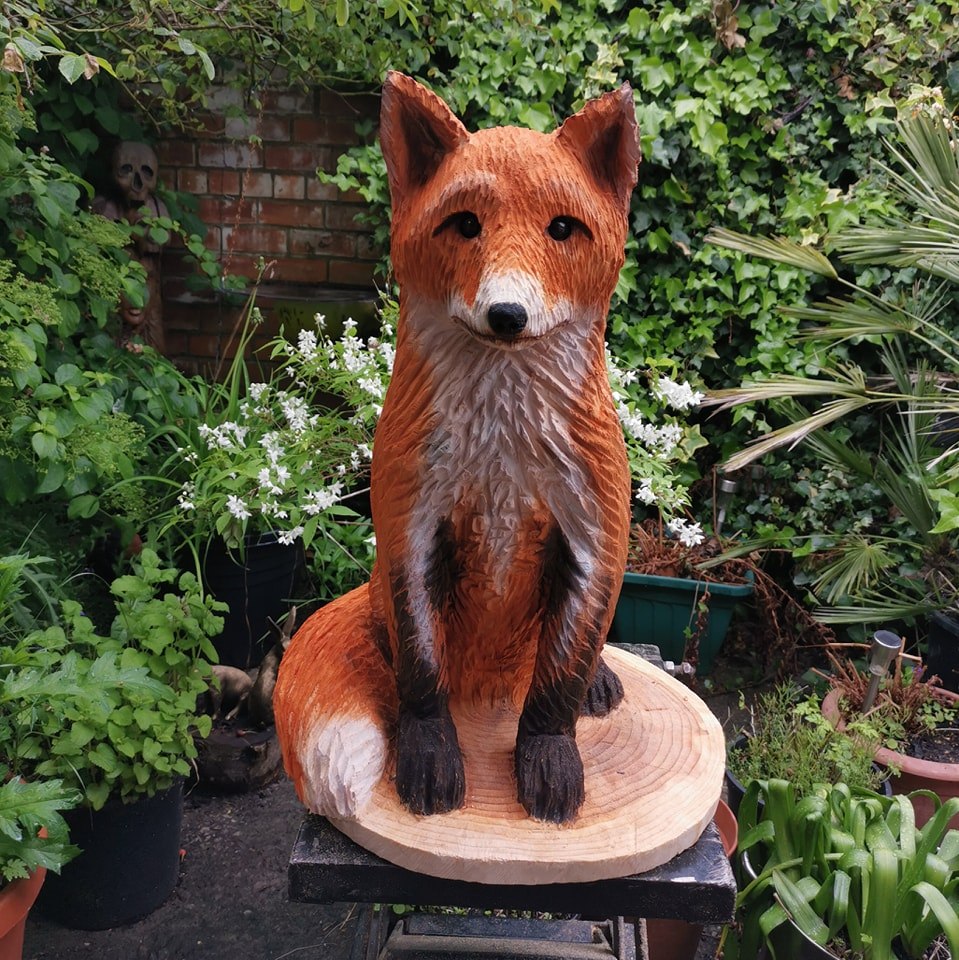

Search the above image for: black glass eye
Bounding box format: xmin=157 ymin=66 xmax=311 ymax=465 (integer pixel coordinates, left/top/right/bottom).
xmin=548 ymin=217 xmax=574 ymax=241
xmin=456 ymin=212 xmax=481 ymax=238
xmin=434 ymin=211 xmax=482 ymax=239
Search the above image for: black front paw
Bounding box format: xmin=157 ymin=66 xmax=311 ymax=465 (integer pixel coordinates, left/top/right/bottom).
xmin=580 ymin=656 xmax=624 ymax=718
xmin=515 ymin=732 xmax=585 ymax=824
xmin=395 ymin=709 xmax=466 ymax=815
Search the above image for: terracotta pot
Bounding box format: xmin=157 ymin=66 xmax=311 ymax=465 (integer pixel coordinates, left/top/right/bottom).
xmin=645 ymin=799 xmax=737 ymax=960
xmin=822 ymin=687 xmax=959 ymax=828
xmin=0 ymin=858 xmax=46 ymax=960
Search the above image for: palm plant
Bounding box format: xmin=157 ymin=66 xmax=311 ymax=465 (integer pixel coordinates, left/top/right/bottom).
xmin=707 ymin=112 xmax=959 ymax=623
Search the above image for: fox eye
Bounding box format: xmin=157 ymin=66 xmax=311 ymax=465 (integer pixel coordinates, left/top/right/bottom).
xmin=435 ymin=211 xmax=482 ymax=239
xmin=548 ymin=217 xmax=577 ymax=241
xmin=455 ymin=212 xmax=481 ymax=238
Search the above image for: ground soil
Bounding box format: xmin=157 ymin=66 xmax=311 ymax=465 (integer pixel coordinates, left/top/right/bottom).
xmin=23 ymin=686 xmax=752 ymax=960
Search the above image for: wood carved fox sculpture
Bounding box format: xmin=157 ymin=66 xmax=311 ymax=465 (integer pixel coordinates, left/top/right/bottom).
xmin=275 ymin=72 xmax=640 ymax=825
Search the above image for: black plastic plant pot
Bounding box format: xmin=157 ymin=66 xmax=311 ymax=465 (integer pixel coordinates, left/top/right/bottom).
xmin=202 ymin=532 xmax=301 ymax=669
xmin=926 ymin=611 xmax=959 ymax=694
xmin=37 ymin=780 xmax=184 ymax=930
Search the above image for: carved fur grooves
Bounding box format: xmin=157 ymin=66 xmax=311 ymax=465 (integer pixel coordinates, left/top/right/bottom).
xmin=273 ymin=72 xmax=639 ymax=824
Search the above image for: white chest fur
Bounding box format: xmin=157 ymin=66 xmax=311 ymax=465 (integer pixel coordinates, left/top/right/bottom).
xmin=403 ymin=300 xmax=605 ymax=594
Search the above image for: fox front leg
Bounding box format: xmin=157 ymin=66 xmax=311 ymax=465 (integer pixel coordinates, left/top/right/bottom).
xmin=391 ymin=519 xmax=466 ymax=816
xmin=515 ymin=526 xmax=613 ymax=824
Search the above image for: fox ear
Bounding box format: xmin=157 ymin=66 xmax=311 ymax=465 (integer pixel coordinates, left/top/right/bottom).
xmin=380 ymin=72 xmax=469 ymax=200
xmin=555 ymin=84 xmax=640 ymax=212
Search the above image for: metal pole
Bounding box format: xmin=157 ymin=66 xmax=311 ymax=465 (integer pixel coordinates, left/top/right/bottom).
xmin=861 ymin=630 xmax=903 ymax=712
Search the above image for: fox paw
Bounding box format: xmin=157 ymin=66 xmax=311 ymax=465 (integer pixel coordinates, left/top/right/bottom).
xmin=395 ymin=710 xmax=466 ymax=815
xmin=580 ymin=657 xmax=624 ymax=718
xmin=515 ymin=732 xmax=585 ymax=824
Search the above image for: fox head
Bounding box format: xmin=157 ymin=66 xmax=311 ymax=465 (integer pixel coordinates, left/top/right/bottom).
xmin=380 ymin=73 xmax=639 ymax=350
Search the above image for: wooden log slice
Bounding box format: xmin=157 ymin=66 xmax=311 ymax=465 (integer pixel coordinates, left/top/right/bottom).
xmin=329 ymin=646 xmax=725 ymax=884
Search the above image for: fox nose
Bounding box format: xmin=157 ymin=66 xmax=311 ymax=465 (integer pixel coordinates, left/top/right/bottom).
xmin=487 ymin=302 xmax=528 ymax=338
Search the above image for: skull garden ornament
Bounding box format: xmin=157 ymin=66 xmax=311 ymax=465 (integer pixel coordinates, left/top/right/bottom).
xmin=112 ymin=141 xmax=159 ymax=210
xmin=92 ymin=141 xmax=170 ymax=354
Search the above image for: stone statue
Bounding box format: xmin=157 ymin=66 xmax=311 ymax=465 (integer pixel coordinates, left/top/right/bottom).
xmin=274 ymin=73 xmax=640 ymax=826
xmin=92 ymin=141 xmax=169 ymax=353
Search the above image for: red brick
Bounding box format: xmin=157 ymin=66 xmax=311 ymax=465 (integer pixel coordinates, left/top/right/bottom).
xmin=197 ymin=197 xmax=223 ymax=223
xmin=261 ymin=89 xmax=315 ymax=114
xmin=208 ymin=170 xmax=241 ymax=195
xmin=264 ymin=144 xmax=321 ymax=172
xmin=198 ymin=142 xmax=264 ymax=169
xmin=156 ymin=139 xmax=195 ymax=166
xmin=267 ymin=257 xmax=329 ymax=284
xmin=223 ymin=116 xmax=258 ymax=139
xmin=192 ymin=113 xmax=227 ymax=138
xmin=221 ymin=198 xmax=257 ymax=223
xmin=203 ymin=226 xmax=222 ymax=250
xmin=258 ymin=116 xmax=292 ymax=142
xmin=273 ymin=174 xmax=305 ymax=200
xmin=259 ymin=200 xmax=323 ymax=229
xmin=222 ymin=224 xmax=288 ymax=254
xmin=293 ymin=117 xmax=358 ymax=146
xmin=240 ymin=171 xmax=273 ymax=197
xmin=328 ymin=259 xmax=377 ymax=286
xmin=189 ymin=334 xmax=226 ymax=360
xmin=318 ymin=89 xmax=378 ymax=121
xmin=290 ymin=229 xmax=355 ymax=257
xmin=164 ymin=331 xmax=189 ymax=357
xmin=325 ymin=203 xmax=369 ymax=232
xmin=355 ymin=234 xmax=382 ymax=261
xmin=307 ymin=179 xmax=342 ymax=202
xmin=177 ymin=168 xmax=208 ymax=193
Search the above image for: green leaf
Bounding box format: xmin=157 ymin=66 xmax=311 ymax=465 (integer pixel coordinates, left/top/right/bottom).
xmin=67 ymin=494 xmax=100 ymax=519
xmin=36 ymin=462 xmax=66 ymax=494
xmin=58 ymin=53 xmax=87 ymax=84
xmin=31 ymin=432 xmax=58 ymax=460
xmin=336 ymin=0 xmax=349 ymax=25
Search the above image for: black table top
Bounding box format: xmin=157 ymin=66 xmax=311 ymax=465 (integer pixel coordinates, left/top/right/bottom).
xmin=288 ymin=814 xmax=736 ymax=923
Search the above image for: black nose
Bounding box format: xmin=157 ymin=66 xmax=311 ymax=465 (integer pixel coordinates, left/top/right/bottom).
xmin=487 ymin=302 xmax=528 ymax=338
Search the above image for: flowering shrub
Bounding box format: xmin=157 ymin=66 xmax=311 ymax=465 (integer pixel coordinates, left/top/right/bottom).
xmin=145 ymin=297 xmax=392 ymax=571
xmin=607 ymin=350 xmax=708 ymax=544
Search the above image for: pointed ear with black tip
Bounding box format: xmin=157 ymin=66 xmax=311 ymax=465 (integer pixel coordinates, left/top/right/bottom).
xmin=555 ymin=84 xmax=640 ymax=214
xmin=380 ymin=72 xmax=470 ymax=202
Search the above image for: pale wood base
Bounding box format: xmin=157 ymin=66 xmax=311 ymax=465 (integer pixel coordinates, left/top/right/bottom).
xmin=330 ymin=646 xmax=725 ymax=884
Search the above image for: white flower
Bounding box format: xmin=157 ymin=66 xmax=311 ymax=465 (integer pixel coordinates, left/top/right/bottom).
xmin=226 ymin=495 xmax=251 ymax=520
xmin=303 ymin=483 xmax=344 ymax=515
xmin=250 ymin=382 xmax=269 ymax=402
xmin=297 ymin=328 xmax=318 ymax=360
xmin=667 ymin=518 xmax=705 ymax=548
xmin=177 ymin=482 xmax=196 ymax=511
xmin=280 ymin=394 xmax=310 ymax=433
xmin=655 ymin=376 xmax=705 ymax=412
xmin=314 ymin=312 xmax=327 ymax=331
xmin=634 ymin=479 xmax=657 ymax=505
xmin=357 ymin=443 xmax=372 ymax=460
xmin=278 ymin=526 xmax=304 ymax=546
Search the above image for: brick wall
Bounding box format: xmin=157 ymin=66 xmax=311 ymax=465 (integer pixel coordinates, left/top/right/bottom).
xmin=155 ymin=86 xmax=382 ymax=372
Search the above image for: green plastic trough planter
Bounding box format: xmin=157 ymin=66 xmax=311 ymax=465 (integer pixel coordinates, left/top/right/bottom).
xmin=611 ymin=571 xmax=754 ymax=675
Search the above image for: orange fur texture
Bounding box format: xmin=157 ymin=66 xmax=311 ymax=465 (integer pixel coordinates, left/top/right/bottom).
xmin=275 ymin=72 xmax=640 ymax=824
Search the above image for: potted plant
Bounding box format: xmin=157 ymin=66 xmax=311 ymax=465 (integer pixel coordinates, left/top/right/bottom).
xmin=821 ymin=646 xmax=959 ymax=828
xmin=120 ymin=287 xmax=387 ymax=666
xmin=726 ymin=682 xmax=887 ymax=815
xmin=2 ymin=548 xmax=225 ymax=929
xmin=0 ymin=553 xmax=84 ymax=959
xmin=606 ymin=359 xmax=761 ymax=672
xmin=732 ymin=778 xmax=959 ymax=960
